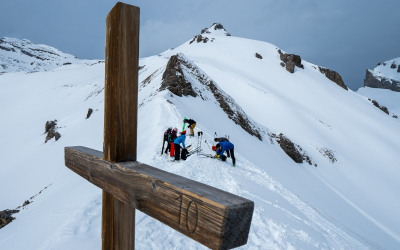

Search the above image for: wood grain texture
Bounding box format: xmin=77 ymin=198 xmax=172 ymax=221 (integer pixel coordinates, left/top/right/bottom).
xmin=65 ymin=146 xmax=254 ymax=250
xmin=103 ymin=2 xmax=140 ymax=250
xmin=104 ymin=2 xmax=139 ymax=163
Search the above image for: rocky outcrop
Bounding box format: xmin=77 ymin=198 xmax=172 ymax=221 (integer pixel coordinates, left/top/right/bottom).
xmin=398 ymin=65 xmax=400 ymax=73
xmin=368 ymin=99 xmax=389 ymax=115
xmin=364 ymin=69 xmax=400 ymax=92
xmin=0 ymin=209 xmax=19 ymax=229
xmin=317 ymin=147 xmax=337 ymax=163
xmin=278 ymin=50 xmax=304 ymax=73
xmin=86 ymin=108 xmax=93 ymax=119
xmin=318 ymin=67 xmax=348 ymax=90
xmin=255 ymin=53 xmax=262 ymax=59
xmin=44 ymin=120 xmax=61 ymax=143
xmin=189 ymin=35 xmax=209 ymax=44
xmin=191 ymin=23 xmax=230 ymax=45
xmin=274 ymin=133 xmax=316 ymax=166
xmin=159 ymin=55 xmax=197 ymax=97
xmin=159 ymin=53 xmax=264 ymax=141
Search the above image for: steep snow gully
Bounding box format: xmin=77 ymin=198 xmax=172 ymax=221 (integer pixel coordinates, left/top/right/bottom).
xmin=1 ymin=24 xmax=400 ymax=249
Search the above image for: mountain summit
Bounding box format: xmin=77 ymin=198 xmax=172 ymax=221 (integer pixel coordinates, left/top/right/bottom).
xmin=201 ymin=23 xmax=231 ymax=36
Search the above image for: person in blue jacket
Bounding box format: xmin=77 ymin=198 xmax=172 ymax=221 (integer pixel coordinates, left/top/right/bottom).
xmin=173 ymin=130 xmax=186 ymax=161
xmin=215 ymin=141 xmax=235 ymax=166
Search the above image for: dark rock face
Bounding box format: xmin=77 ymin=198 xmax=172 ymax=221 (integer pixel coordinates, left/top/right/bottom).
xmin=190 ymin=35 xmax=209 ymax=44
xmin=213 ymin=23 xmax=225 ymax=30
xmin=0 ymin=210 xmax=19 ymax=229
xmin=45 ymin=120 xmax=57 ymax=134
xmin=159 ymin=55 xmax=197 ymax=97
xmin=369 ymin=99 xmax=389 ymax=115
xmin=393 ymin=115 xmax=398 ymax=119
xmin=255 ymin=53 xmax=262 ymax=59
xmin=275 ymin=134 xmax=316 ymax=166
xmin=277 ymin=134 xmax=303 ymax=163
xmin=278 ymin=50 xmax=304 ymax=73
xmin=45 ymin=120 xmax=61 ymax=143
xmin=390 ymin=63 xmax=397 ymax=69
xmin=63 ymin=62 xmax=71 ymax=65
xmin=201 ymin=28 xmax=209 ymax=34
xmin=364 ymin=69 xmax=400 ymax=92
xmin=318 ymin=67 xmax=348 ymax=90
xmin=398 ymin=65 xmax=400 ymax=73
xmin=86 ymin=108 xmax=93 ymax=119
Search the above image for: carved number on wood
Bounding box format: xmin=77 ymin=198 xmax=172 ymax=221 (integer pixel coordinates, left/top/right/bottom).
xmin=176 ymin=195 xmax=199 ymax=233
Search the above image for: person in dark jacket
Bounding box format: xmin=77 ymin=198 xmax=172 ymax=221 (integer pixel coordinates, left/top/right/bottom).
xmin=173 ymin=130 xmax=186 ymax=161
xmin=165 ymin=127 xmax=178 ymax=154
xmin=162 ymin=128 xmax=172 ymax=154
xmin=215 ymin=141 xmax=235 ymax=166
xmin=214 ymin=137 xmax=230 ymax=157
xmin=184 ymin=119 xmax=196 ymax=137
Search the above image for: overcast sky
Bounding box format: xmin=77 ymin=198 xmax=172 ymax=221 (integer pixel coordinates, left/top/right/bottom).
xmin=1 ymin=0 xmax=399 ymax=90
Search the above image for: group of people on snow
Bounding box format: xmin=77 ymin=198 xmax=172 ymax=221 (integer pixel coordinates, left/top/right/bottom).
xmin=162 ymin=118 xmax=235 ymax=166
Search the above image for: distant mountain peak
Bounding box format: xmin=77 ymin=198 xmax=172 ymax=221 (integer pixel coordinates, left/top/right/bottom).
xmin=0 ymin=37 xmax=101 ymax=75
xmin=200 ymin=23 xmax=231 ymax=36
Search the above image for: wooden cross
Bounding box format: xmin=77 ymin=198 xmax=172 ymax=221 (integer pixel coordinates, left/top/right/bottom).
xmin=64 ymin=2 xmax=254 ymax=250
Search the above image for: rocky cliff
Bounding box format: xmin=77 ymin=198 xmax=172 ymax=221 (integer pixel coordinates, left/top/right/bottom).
xmin=364 ymin=58 xmax=400 ymax=92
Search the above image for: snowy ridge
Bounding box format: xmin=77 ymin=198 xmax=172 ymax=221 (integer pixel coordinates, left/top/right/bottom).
xmin=0 ymin=37 xmax=101 ymax=74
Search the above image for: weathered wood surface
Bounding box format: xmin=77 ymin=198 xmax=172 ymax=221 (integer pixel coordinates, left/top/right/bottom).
xmin=102 ymin=2 xmax=140 ymax=250
xmin=65 ymin=146 xmax=254 ymax=250
xmin=104 ymin=2 xmax=139 ymax=162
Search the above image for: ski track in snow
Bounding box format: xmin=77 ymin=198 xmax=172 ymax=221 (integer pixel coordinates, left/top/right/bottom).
xmin=131 ymin=133 xmax=369 ymax=250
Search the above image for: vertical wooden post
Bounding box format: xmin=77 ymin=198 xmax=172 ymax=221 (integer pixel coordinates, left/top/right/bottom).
xmin=102 ymin=2 xmax=140 ymax=250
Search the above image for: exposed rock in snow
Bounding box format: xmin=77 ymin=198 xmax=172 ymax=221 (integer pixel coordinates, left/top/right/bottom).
xmin=0 ymin=210 xmax=19 ymax=229
xmin=278 ymin=49 xmax=304 ymax=73
xmin=255 ymin=53 xmax=262 ymax=59
xmin=190 ymin=23 xmax=230 ymax=45
xmin=86 ymin=108 xmax=93 ymax=119
xmin=318 ymin=66 xmax=348 ymax=90
xmin=44 ymin=120 xmax=61 ymax=143
xmin=368 ymin=98 xmax=389 ymax=115
xmin=160 ymin=55 xmax=197 ymax=97
xmin=316 ymin=147 xmax=337 ymax=163
xmin=200 ymin=23 xmax=231 ymax=36
xmin=45 ymin=120 xmax=57 ymax=134
xmin=364 ymin=57 xmax=400 ymax=92
xmin=273 ymin=133 xmax=316 ymax=166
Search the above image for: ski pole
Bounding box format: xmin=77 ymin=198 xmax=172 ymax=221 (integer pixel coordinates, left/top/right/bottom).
xmin=182 ymin=117 xmax=186 ymax=132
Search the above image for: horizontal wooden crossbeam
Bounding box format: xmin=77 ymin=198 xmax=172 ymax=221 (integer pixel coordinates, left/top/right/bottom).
xmin=65 ymin=146 xmax=254 ymax=250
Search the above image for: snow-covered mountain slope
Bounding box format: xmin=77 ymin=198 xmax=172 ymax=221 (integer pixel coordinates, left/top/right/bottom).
xmin=0 ymin=37 xmax=102 ymax=74
xmin=364 ymin=57 xmax=400 ymax=92
xmin=358 ymin=86 xmax=400 ymax=118
xmin=1 ymin=24 xmax=400 ymax=249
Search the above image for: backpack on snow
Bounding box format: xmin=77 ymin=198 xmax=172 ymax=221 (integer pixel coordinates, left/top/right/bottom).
xmin=220 ymin=155 xmax=227 ymax=162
